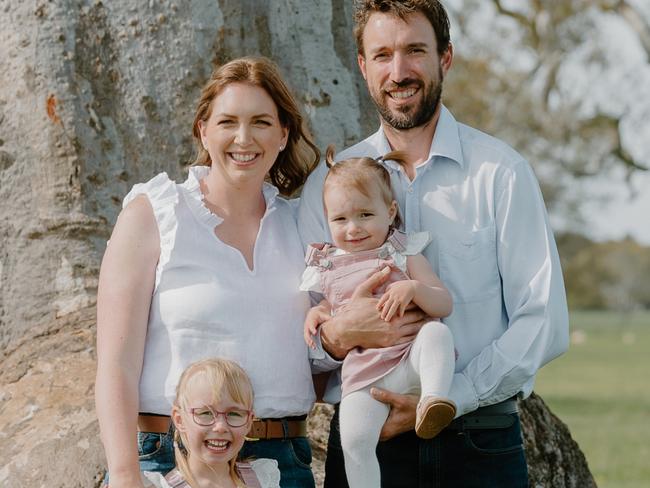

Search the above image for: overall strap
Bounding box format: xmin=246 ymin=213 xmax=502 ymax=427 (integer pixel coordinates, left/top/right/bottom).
xmin=236 ymin=462 xmax=262 ymax=487
xmin=163 ymin=469 xmax=191 ymax=488
xmin=387 ymin=230 xmax=408 ymax=252
xmin=305 ymin=243 xmax=332 ymax=267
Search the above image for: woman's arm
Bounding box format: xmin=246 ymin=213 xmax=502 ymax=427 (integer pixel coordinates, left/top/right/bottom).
xmin=95 ymin=196 xmax=160 ymax=487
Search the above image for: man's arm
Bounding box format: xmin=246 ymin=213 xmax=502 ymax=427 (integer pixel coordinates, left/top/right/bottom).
xmin=448 ymin=159 xmax=569 ymax=416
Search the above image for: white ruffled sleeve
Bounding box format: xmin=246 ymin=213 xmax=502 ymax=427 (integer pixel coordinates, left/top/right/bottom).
xmin=403 ymin=231 xmax=432 ymax=255
xmin=141 ymin=471 xmax=171 ymax=488
xmin=122 ymin=172 xmax=179 ymax=291
xmin=299 ymin=265 xmax=323 ymax=293
xmin=250 ymin=458 xmax=281 ymax=487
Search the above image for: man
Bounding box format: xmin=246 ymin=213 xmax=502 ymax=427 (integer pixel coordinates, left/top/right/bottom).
xmin=299 ymin=1 xmax=569 ymax=486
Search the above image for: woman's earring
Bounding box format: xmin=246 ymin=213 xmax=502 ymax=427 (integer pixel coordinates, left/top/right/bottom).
xmin=279 ymin=145 xmax=284 ymax=151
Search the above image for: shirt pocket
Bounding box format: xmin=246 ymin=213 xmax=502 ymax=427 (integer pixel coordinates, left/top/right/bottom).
xmin=437 ymin=225 xmax=500 ymax=304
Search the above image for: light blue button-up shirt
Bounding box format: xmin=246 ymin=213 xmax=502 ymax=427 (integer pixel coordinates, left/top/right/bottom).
xmin=297 ymin=105 xmax=569 ymax=416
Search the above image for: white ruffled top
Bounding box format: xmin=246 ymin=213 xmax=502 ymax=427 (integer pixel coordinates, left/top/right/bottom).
xmin=123 ymin=166 xmax=315 ymax=417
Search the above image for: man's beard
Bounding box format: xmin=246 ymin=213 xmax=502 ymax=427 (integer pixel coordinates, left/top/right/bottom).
xmin=371 ymin=69 xmax=443 ymax=130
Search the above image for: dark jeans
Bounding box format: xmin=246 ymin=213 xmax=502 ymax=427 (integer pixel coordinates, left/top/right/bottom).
xmin=325 ymin=404 xmax=529 ymax=488
xmin=240 ymin=437 xmax=315 ymax=488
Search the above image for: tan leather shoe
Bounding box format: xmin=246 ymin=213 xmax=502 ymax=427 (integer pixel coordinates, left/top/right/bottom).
xmin=415 ymin=396 xmax=456 ymax=439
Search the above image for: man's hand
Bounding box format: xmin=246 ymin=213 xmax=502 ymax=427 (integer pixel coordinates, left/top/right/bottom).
xmin=371 ymin=387 xmax=418 ymax=441
xmin=319 ymin=268 xmax=428 ymax=359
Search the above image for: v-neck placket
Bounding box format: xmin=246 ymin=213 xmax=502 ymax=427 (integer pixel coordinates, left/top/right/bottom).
xmin=181 ymin=166 xmax=280 ymax=275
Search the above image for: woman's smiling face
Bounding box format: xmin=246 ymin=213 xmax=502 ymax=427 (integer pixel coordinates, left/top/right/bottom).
xmin=198 ymin=82 xmax=289 ymax=189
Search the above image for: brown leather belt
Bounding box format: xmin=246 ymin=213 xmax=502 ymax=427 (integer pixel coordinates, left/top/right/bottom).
xmin=138 ymin=413 xmax=172 ymax=433
xmin=246 ymin=417 xmax=308 ymax=440
xmin=137 ymin=413 xmax=307 ymax=440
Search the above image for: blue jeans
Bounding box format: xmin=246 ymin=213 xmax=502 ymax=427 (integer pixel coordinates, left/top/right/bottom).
xmin=325 ymin=404 xmax=529 ymax=487
xmin=239 ymin=437 xmax=315 ymax=488
xmin=137 ymin=431 xmax=176 ymax=473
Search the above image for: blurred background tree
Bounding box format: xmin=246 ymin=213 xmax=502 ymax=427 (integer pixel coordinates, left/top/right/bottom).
xmin=445 ymin=0 xmax=649 ymax=215
xmin=442 ymin=0 xmax=650 ymax=310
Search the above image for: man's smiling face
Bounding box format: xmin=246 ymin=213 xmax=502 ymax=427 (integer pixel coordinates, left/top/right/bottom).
xmin=358 ymin=11 xmax=450 ymax=130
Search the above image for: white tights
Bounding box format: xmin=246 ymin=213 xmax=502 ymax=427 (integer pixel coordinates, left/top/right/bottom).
xmin=338 ymin=321 xmax=455 ymax=488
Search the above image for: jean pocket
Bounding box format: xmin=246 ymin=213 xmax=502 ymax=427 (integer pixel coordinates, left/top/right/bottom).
xmin=138 ymin=432 xmax=165 ymax=460
xmin=463 ymin=420 xmax=525 ymax=456
xmin=289 ymin=438 xmax=312 ymax=469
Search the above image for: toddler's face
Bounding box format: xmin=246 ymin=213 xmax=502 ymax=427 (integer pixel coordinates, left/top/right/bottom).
xmin=324 ymin=182 xmax=396 ymax=252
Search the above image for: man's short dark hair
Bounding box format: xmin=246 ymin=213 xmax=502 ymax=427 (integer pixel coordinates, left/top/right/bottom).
xmin=353 ymin=0 xmax=451 ymax=56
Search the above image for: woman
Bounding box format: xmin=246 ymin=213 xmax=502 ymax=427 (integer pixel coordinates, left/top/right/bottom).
xmin=95 ymin=57 xmax=320 ymax=488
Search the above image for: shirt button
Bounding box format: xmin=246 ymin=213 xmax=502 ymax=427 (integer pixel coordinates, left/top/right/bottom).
xmin=408 ymin=187 xmax=414 ymax=193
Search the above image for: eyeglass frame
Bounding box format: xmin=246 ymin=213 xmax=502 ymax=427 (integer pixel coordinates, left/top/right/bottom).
xmin=186 ymin=405 xmax=253 ymax=428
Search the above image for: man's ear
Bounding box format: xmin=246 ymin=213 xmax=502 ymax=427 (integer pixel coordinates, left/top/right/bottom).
xmin=440 ymin=44 xmax=453 ymax=76
xmin=358 ymin=53 xmax=368 ymax=80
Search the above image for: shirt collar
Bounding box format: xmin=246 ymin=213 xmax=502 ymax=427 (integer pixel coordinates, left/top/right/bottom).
xmin=373 ymin=105 xmax=464 ymax=170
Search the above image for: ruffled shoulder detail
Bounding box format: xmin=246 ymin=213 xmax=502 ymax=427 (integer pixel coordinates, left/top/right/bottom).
xmin=249 ymin=458 xmax=281 ymax=487
xmin=381 ymin=231 xmax=431 ymax=273
xmin=299 ymin=265 xmax=323 ymax=293
xmin=300 ymin=242 xmax=335 ymax=293
xmin=180 ymin=166 xmax=223 ymax=230
xmin=141 ymin=470 xmax=173 ymax=488
xmin=123 ymin=172 xmax=179 ymax=291
xmin=403 ymin=231 xmax=431 ymax=255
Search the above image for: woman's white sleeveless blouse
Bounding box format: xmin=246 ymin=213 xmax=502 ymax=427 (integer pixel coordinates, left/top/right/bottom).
xmin=123 ymin=166 xmax=315 ymax=417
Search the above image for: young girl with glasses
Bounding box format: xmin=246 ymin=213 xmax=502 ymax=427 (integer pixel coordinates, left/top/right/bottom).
xmin=141 ymin=358 xmax=280 ymax=488
xmin=300 ymin=147 xmax=457 ymax=488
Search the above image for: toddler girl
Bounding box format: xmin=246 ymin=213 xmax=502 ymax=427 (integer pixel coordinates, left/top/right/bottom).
xmin=141 ymin=358 xmax=280 ymax=488
xmin=300 ymin=147 xmax=457 ymax=488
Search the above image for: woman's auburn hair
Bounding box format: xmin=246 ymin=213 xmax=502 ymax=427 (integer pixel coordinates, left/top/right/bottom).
xmin=191 ymin=56 xmax=320 ymax=197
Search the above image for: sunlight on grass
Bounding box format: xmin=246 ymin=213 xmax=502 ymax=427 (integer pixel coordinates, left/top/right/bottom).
xmin=535 ymin=310 xmax=650 ymax=488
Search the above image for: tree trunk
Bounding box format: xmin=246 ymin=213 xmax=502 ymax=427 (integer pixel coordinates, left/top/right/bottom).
xmin=0 ymin=1 xmax=595 ymax=486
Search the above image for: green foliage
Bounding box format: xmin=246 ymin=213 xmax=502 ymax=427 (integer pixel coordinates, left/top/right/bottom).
xmin=557 ymin=233 xmax=650 ymax=310
xmin=536 ymin=310 xmax=650 ymax=488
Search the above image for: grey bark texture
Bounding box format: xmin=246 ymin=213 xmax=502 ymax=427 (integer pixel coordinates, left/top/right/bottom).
xmin=0 ymin=1 xmax=594 ymax=486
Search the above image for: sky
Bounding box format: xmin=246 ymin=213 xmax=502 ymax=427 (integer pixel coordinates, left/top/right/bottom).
xmin=582 ymin=171 xmax=650 ymax=244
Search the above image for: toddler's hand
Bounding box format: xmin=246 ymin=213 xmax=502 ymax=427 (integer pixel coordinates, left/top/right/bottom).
xmin=377 ymin=280 xmax=416 ymax=321
xmin=303 ymin=301 xmax=331 ymax=349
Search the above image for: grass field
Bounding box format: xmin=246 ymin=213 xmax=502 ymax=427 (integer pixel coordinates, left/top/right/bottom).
xmin=535 ymin=310 xmax=650 ymax=488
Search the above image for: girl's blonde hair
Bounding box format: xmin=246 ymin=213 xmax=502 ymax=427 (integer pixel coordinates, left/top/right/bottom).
xmin=173 ymin=358 xmax=254 ymax=487
xmin=191 ymin=56 xmax=320 ymax=197
xmin=323 ymin=144 xmax=404 ymax=231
